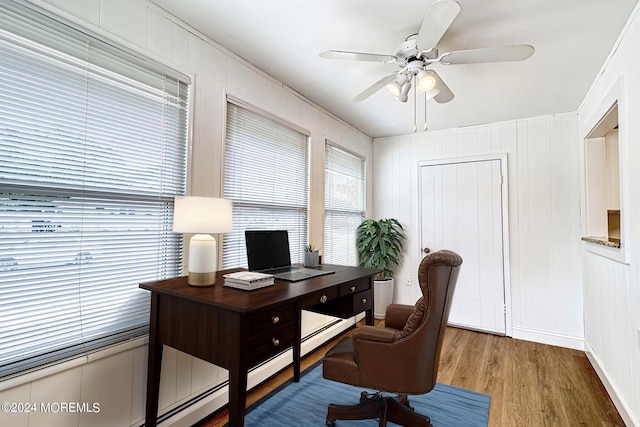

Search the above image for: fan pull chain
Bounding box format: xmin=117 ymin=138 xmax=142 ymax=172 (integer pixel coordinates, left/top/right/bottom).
xmin=424 ymin=90 xmax=428 ymax=131
xmin=413 ymin=74 xmax=417 ymax=132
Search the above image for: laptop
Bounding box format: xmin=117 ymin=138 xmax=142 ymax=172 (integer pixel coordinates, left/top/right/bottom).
xmin=245 ymin=230 xmax=334 ymax=282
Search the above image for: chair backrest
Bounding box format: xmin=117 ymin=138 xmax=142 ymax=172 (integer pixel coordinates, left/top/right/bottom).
xmin=330 ymin=249 xmax=462 ymax=395
xmin=398 ymin=250 xmax=462 ymax=393
xmin=418 ymin=250 xmax=462 ymax=387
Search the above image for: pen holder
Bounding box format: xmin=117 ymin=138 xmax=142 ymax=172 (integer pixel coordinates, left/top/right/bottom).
xmin=304 ymin=251 xmax=319 ymax=268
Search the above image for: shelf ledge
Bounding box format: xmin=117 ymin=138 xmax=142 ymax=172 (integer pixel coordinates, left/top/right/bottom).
xmin=581 ymin=236 xmax=621 ymax=248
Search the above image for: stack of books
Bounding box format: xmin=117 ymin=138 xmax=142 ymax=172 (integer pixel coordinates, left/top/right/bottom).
xmin=223 ymin=271 xmax=275 ymax=290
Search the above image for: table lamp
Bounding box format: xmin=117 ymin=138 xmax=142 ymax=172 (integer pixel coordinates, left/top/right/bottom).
xmin=173 ymin=196 xmax=233 ymax=286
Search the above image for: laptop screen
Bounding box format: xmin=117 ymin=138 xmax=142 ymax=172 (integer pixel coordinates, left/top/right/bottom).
xmin=245 ymin=230 xmax=291 ymax=271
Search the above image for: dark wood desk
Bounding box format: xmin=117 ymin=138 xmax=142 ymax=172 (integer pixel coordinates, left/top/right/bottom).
xmin=140 ymin=264 xmax=379 ymax=427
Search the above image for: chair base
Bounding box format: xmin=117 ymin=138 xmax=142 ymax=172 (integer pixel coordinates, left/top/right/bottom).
xmin=326 ymin=392 xmax=431 ymax=427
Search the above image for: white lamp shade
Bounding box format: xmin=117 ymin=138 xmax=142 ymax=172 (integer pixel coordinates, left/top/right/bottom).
xmin=387 ymin=74 xmax=409 ymax=97
xmin=417 ymin=70 xmax=436 ymax=91
xmin=426 ymin=88 xmax=441 ymax=100
xmin=173 ymin=196 xmax=233 ymax=286
xmin=173 ymin=196 xmax=233 ymax=234
xmin=386 ymin=80 xmax=402 ymax=96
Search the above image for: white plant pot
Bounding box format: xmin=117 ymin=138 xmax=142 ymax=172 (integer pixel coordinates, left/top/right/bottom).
xmin=374 ymin=278 xmax=394 ymax=320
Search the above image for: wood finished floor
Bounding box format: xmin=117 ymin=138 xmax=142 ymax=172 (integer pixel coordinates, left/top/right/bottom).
xmin=195 ymin=324 xmax=624 ymax=427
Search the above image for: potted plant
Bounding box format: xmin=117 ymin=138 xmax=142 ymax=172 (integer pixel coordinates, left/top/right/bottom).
xmin=356 ymin=218 xmax=405 ymax=319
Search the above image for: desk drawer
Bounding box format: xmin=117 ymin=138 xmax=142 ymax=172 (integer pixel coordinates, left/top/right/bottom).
xmin=248 ymin=321 xmax=296 ymax=365
xmin=339 ymin=278 xmax=370 ymax=296
xmin=353 ymin=290 xmax=372 ymax=313
xmin=301 ymin=286 xmax=340 ymax=308
xmin=306 ymin=289 xmax=372 ymax=319
xmin=248 ymin=303 xmax=297 ymax=335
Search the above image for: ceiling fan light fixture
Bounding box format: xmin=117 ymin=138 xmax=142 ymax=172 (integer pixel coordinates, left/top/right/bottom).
xmin=417 ymin=70 xmax=436 ymax=91
xmin=386 ymin=74 xmax=409 ymax=97
xmin=426 ymin=88 xmax=441 ymax=100
xmin=386 ymin=81 xmax=402 ymax=96
xmin=400 ymin=80 xmax=412 ymax=96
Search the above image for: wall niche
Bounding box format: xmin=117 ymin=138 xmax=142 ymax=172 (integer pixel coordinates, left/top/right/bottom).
xmin=581 ymin=91 xmax=627 ymax=263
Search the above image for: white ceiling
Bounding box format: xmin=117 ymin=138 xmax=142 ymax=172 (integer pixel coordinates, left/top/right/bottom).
xmin=150 ymin=0 xmax=637 ymax=138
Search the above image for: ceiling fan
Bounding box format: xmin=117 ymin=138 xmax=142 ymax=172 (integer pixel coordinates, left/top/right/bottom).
xmin=320 ymin=0 xmax=534 ymax=104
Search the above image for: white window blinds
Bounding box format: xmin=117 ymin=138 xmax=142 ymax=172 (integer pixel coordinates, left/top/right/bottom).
xmin=0 ymin=1 xmax=188 ymax=378
xmin=324 ymin=143 xmax=365 ymax=266
xmin=223 ymin=101 xmax=309 ymax=269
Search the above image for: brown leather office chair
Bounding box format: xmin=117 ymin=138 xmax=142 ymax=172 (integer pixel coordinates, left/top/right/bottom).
xmin=322 ymin=250 xmax=462 ymax=427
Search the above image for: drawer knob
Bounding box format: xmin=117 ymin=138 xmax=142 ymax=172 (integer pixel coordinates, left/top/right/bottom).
xmin=320 ymin=295 xmax=328 ymax=304
xmin=350 ymin=286 xmax=356 ymax=293
xmin=271 ymin=316 xmax=280 ymax=324
xmin=272 ymin=337 xmax=280 ymax=347
xmin=361 ymin=298 xmax=367 ymax=304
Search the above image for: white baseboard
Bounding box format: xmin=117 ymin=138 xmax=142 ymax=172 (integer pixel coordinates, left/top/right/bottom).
xmin=160 ymin=316 xmax=355 ymax=426
xmin=511 ymin=326 xmax=584 ymax=350
xmin=584 ymin=342 xmax=640 ymax=427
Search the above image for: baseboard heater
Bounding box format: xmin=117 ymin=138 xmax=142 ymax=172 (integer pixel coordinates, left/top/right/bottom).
xmin=148 ymin=319 xmax=345 ymax=426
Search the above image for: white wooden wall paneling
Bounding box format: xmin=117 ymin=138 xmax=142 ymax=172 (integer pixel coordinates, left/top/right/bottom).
xmin=373 ymin=113 xmax=582 ymax=349
xmin=0 ymin=0 xmax=374 ymax=426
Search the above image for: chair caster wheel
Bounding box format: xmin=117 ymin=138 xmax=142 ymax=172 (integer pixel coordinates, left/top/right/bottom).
xmin=326 ymin=419 xmax=336 ymax=427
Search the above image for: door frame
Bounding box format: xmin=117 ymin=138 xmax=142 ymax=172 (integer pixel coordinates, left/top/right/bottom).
xmin=417 ymin=154 xmax=512 ymax=336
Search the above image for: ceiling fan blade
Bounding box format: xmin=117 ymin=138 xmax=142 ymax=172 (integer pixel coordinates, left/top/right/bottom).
xmin=416 ymin=0 xmax=461 ymax=52
xmin=320 ymin=50 xmax=396 ymax=63
xmin=426 ymin=70 xmax=454 ymax=103
xmin=440 ymin=45 xmax=534 ymax=65
xmin=352 ymin=72 xmax=399 ymax=102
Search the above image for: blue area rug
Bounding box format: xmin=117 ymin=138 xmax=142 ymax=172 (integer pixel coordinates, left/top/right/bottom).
xmin=233 ymin=363 xmax=490 ymax=426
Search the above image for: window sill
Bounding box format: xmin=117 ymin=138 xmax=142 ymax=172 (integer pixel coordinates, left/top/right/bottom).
xmin=581 ymin=236 xmax=628 ymax=264
xmin=581 ymin=236 xmax=621 ymax=248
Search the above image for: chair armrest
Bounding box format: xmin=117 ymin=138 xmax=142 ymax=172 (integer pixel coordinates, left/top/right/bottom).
xmin=384 ymin=304 xmax=415 ymax=330
xmin=352 ymin=325 xmax=397 ymax=343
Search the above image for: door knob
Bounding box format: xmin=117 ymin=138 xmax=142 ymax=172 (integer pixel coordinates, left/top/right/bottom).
xmin=423 ymin=247 xmax=431 ymax=254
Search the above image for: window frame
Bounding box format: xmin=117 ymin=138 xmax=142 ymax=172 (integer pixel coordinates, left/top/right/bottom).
xmin=222 ymin=97 xmax=311 ymax=270
xmin=323 ymin=140 xmax=366 ymax=266
xmin=0 ymin=0 xmax=190 ymax=378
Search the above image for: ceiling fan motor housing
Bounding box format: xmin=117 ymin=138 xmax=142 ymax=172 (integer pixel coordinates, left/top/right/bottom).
xmin=394 ymin=38 xmax=438 ymax=66
xmin=407 ymin=59 xmax=427 ymax=76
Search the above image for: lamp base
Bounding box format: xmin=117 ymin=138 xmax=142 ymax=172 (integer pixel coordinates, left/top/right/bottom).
xmin=187 ymin=234 xmax=218 ymax=287
xmin=187 ymin=271 xmax=216 ymax=287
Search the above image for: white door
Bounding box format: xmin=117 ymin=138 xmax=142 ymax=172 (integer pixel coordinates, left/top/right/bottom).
xmin=419 ymin=156 xmax=508 ymax=335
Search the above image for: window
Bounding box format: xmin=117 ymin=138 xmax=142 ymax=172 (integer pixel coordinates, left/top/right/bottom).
xmin=0 ymin=1 xmax=189 ymax=377
xmin=223 ymin=101 xmax=309 ymax=268
xmin=324 ymin=143 xmax=365 ymax=266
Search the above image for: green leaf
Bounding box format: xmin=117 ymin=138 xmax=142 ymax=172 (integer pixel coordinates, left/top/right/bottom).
xmin=355 ymin=218 xmax=406 ymax=279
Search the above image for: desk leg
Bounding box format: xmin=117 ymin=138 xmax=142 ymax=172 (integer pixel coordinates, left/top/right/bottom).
xmin=145 ymin=293 xmax=163 ymax=427
xmin=228 ymin=362 xmax=248 ymax=427
xmin=365 ymin=307 xmax=374 ymax=326
xmin=293 ymin=302 xmax=302 ymax=382
xmin=366 ymin=277 xmax=375 ymax=326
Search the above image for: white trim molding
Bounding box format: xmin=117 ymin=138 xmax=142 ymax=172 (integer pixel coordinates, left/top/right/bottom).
xmin=512 ymin=326 xmax=584 ymax=351
xmin=585 ymin=342 xmax=640 ymax=427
